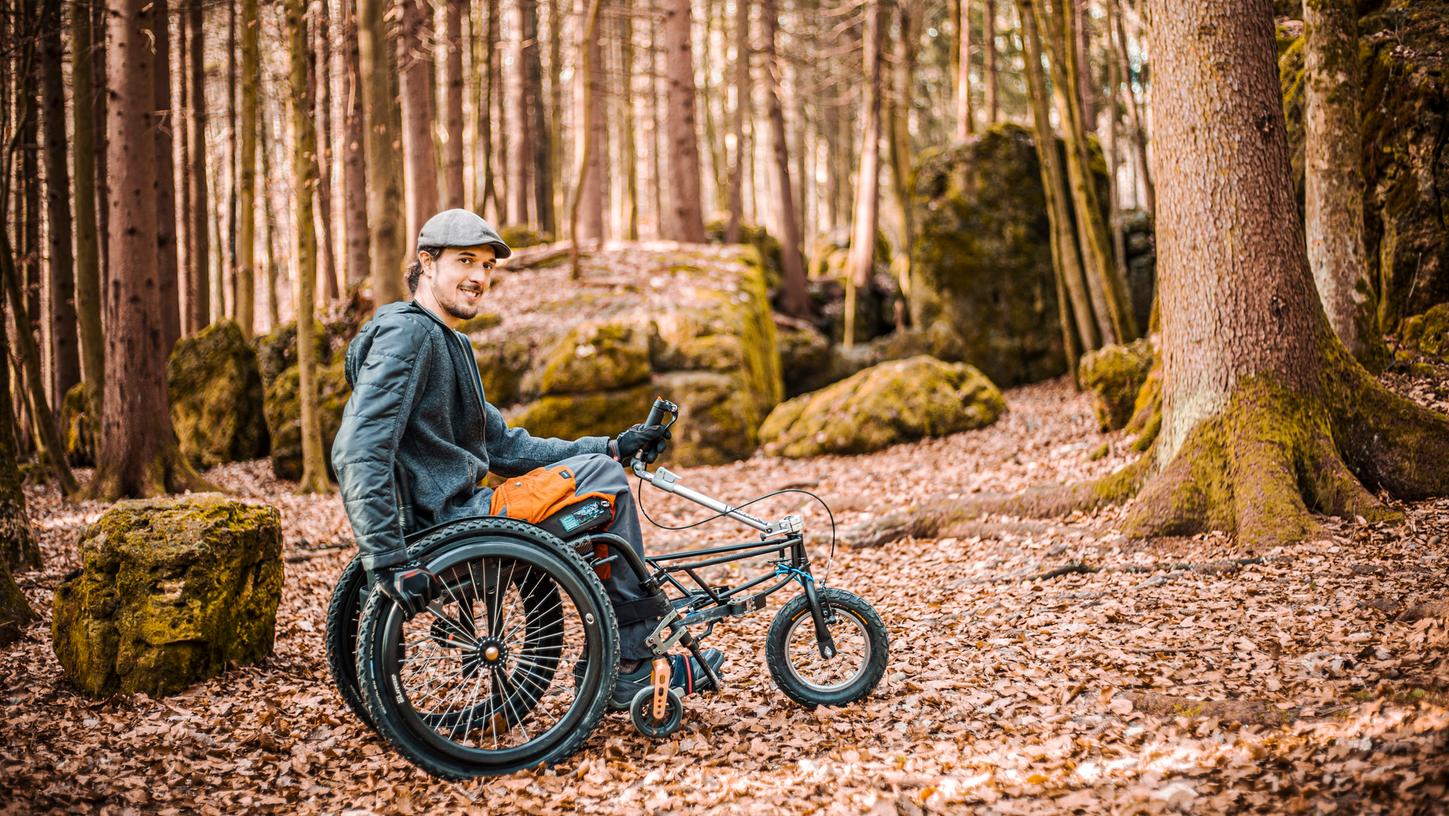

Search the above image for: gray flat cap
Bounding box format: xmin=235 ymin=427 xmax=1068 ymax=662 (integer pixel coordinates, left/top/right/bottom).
xmin=416 ymin=209 xmax=512 ymax=259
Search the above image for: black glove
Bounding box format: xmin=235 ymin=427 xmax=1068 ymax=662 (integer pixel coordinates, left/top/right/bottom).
xmin=614 ymin=423 xmax=671 ymax=463
xmin=369 ymin=559 xmax=441 ymax=618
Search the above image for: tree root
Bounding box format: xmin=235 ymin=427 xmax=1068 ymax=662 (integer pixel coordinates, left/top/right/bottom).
xmin=1017 ymin=556 xmax=1265 ymax=582
xmin=77 ymin=443 xmax=218 ymax=502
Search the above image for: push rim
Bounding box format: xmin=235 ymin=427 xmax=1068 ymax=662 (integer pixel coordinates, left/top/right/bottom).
xmin=781 ymin=603 xmax=872 ymax=693
xmin=375 ymin=540 xmax=607 ymax=767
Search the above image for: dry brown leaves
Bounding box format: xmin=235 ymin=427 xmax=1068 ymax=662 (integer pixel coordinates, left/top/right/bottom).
xmin=2 ymin=377 xmax=1447 ymax=814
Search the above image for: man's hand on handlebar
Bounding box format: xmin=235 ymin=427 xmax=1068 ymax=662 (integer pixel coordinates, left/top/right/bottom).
xmin=613 ymin=423 xmax=671 ymax=464
xmin=369 ymin=559 xmax=442 ymax=618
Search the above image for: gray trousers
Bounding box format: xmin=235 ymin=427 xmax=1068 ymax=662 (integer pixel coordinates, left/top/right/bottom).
xmin=451 ymin=452 xmax=659 ymax=660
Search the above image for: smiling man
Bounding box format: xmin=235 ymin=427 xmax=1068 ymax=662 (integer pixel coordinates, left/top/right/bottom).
xmin=331 ymin=209 xmax=723 ymax=709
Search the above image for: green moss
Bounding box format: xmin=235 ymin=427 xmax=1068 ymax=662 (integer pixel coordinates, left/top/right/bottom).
xmin=50 ymin=494 xmax=283 ymax=697
xmin=535 ymin=321 xmax=651 ymax=396
xmin=1079 ymin=339 xmax=1155 ymax=431
xmin=167 ymin=320 xmax=270 ymax=470
xmin=706 ymin=219 xmax=784 ymax=290
xmin=1399 ymin=303 xmax=1449 ymax=362
xmin=497 ymin=225 xmax=552 ymax=249
xmin=473 ymin=334 xmax=535 ymax=406
xmin=455 ymin=311 xmax=502 ymax=334
xmin=506 ymin=382 xmax=656 ymax=442
xmin=262 ymin=357 xmax=350 ymax=481
xmin=61 ymin=382 xmax=95 ymax=467
xmin=759 ymin=356 xmax=1005 ymax=458
xmin=252 ymin=319 xmax=328 ymax=390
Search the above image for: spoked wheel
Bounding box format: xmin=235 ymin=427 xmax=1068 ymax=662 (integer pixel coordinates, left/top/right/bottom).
xmin=325 ymin=555 xmax=375 ymax=732
xmin=766 ymin=588 xmax=889 ymax=708
xmin=356 ymin=525 xmax=618 ymax=780
xmin=629 ymin=686 xmax=684 ymax=739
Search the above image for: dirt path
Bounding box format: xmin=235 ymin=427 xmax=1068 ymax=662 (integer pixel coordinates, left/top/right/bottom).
xmin=3 ymin=378 xmax=1446 ymax=814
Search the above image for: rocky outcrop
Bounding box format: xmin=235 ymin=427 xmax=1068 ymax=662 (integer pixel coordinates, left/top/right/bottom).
xmin=485 ymin=244 xmax=784 ymax=466
xmin=263 ymin=358 xmax=350 ymax=481
xmin=1280 ymin=1 xmax=1449 ymax=330
xmin=167 ymin=321 xmax=269 ymax=469
xmin=51 ymin=495 xmax=283 ymax=697
xmin=758 ymin=355 xmax=1005 ymax=458
xmin=1400 ymin=303 xmax=1449 ymax=364
xmin=1079 ymin=339 xmax=1155 ymax=431
xmin=908 ymin=124 xmax=1070 ymax=386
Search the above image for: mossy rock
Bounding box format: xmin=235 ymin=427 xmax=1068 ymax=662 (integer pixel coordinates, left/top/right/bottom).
xmin=706 ymin=219 xmax=784 ymax=290
xmin=908 ymin=123 xmax=1073 ymax=386
xmin=807 ymin=228 xmax=899 ymax=345
xmin=252 ymin=319 xmax=328 ymax=390
xmin=61 ymin=382 xmax=95 ymax=467
xmin=263 ymin=357 xmax=350 ymax=481
xmin=1123 ymin=209 xmax=1157 ymax=334
xmin=653 ymin=370 xmax=764 ymax=465
xmin=532 ymin=320 xmax=652 ymax=396
xmin=1079 ymin=338 xmax=1155 ymax=431
xmin=473 ymin=334 xmax=537 ymax=406
xmin=50 ymin=494 xmax=283 ymax=697
xmin=759 ymin=355 xmax=1005 ymax=458
xmin=506 ymin=382 xmax=656 ymax=443
xmin=167 ymin=320 xmax=269 ymax=469
xmin=497 ymin=225 xmax=552 ymax=250
xmin=1400 ymin=303 xmax=1449 ymax=362
xmin=775 ymin=315 xmax=833 ymax=397
xmin=1281 ymin=1 xmax=1449 ymax=330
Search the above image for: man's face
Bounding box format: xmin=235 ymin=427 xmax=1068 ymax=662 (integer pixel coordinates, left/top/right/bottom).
xmin=418 ymin=245 xmax=496 ymax=323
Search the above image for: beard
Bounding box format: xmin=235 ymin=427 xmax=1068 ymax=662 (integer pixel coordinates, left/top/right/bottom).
xmin=434 ymin=280 xmax=485 ymax=320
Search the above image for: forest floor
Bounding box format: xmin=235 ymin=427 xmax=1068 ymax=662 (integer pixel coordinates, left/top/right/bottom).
xmin=3 ymin=372 xmax=1448 ymax=814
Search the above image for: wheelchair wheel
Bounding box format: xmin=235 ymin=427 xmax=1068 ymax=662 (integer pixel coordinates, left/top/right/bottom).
xmin=324 ymin=555 xmax=375 ymax=732
xmin=765 ymin=588 xmax=889 ymax=708
xmin=356 ymin=519 xmax=619 ymax=779
xmin=629 ymin=686 xmax=684 ymax=739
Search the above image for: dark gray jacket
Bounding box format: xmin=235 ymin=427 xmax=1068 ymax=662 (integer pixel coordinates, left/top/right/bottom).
xmin=332 ymin=300 xmax=609 ymax=571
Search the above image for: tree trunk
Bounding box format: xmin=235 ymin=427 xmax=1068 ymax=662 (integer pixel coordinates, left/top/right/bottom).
xmin=226 ymin=0 xmax=238 ymax=324
xmin=399 ymin=0 xmax=439 ymax=244
xmin=0 ymin=472 xmax=36 ymax=643
xmin=237 ymin=0 xmax=259 ymax=337
xmin=956 ymin=0 xmax=973 ymax=139
xmin=80 ymin=0 xmax=207 ymax=501
xmin=1019 ymin=0 xmax=1098 ymax=356
xmin=660 ymin=0 xmax=706 ymax=241
xmin=887 ymin=0 xmax=916 ymax=295
xmin=339 ymin=0 xmax=369 ymax=290
xmin=259 ymin=110 xmax=281 ymax=329
xmin=725 ymin=0 xmax=749 ymax=243
xmin=568 ymin=0 xmax=605 ymax=276
xmin=71 ymin=0 xmax=105 ymax=390
xmin=1113 ymin=0 xmax=1153 ymax=215
xmin=573 ymin=0 xmax=608 ymax=244
xmin=507 ymin=0 xmax=532 ymax=226
xmin=38 ymin=1 xmax=78 ymax=409
xmin=620 ymin=0 xmax=639 ymax=240
xmin=843 ymin=0 xmax=885 ymax=347
xmin=187 ymin=0 xmax=211 ymax=329
xmin=488 ymin=0 xmax=507 ymax=221
xmin=286 ymin=0 xmax=332 ymax=495
xmin=1303 ymin=0 xmax=1385 ymax=370
xmin=154 ymin=0 xmax=183 ymax=350
xmin=761 ymin=0 xmax=808 ymax=318
xmin=525 ymin=0 xmax=554 ymax=234
xmin=647 ymin=4 xmax=664 ymax=238
xmin=983 ymin=0 xmax=998 ymax=125
xmin=440 ymin=0 xmax=467 ymax=208
xmin=546 ymin=0 xmax=564 ymax=230
xmin=1103 ymin=0 xmax=1127 ymax=275
xmin=699 ymin=0 xmax=728 ymax=218
xmin=314 ymin=0 xmax=340 ymax=303
xmin=90 ymin=0 xmax=110 ymax=296
xmin=0 ymin=308 xmax=39 ymax=573
xmin=1072 ymin=0 xmax=1094 ymax=130
xmin=359 ymin=0 xmax=407 ymax=304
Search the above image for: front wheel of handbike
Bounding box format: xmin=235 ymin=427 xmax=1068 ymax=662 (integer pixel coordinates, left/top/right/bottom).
xmin=765 ymin=588 xmax=888 ymax=708
xmin=355 ymin=521 xmax=620 ymax=779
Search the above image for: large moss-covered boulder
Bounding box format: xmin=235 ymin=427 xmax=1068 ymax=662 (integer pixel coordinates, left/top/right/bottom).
xmin=263 ymin=358 xmax=350 ymax=481
xmin=252 ymin=319 xmax=328 ymax=390
xmin=759 ymin=355 xmax=1005 ymax=458
xmin=909 ymin=124 xmax=1070 ymax=386
xmin=484 ymin=244 xmax=784 ymax=466
xmin=1400 ymin=303 xmax=1449 ymax=363
xmin=1280 ymin=1 xmax=1449 ymax=329
xmin=167 ymin=320 xmax=269 ymax=469
xmin=1079 ymin=339 xmax=1155 ymax=431
xmin=51 ymin=495 xmax=283 ymax=697
xmin=707 ymin=220 xmax=784 ymax=289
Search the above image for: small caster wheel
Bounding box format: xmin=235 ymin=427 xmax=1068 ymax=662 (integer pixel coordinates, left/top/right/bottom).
xmin=630 ymin=686 xmax=684 ymax=739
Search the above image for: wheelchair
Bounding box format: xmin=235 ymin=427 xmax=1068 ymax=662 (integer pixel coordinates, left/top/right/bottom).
xmin=325 ymin=398 xmax=889 ymax=780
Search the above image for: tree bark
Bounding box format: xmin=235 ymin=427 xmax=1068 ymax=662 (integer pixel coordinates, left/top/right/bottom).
xmin=843 ymin=0 xmax=886 ymax=347
xmin=81 ymin=0 xmax=207 ymax=501
xmin=39 ymin=0 xmax=79 ymax=409
xmin=573 ymin=0 xmax=608 ymax=243
xmin=287 ymin=0 xmax=332 ymax=494
xmin=506 ymin=0 xmax=532 ymax=225
xmin=399 ymin=0 xmax=439 ymax=243
xmin=647 ymin=3 xmax=664 ymax=238
xmin=568 ymin=0 xmax=605 ymax=276
xmin=659 ymin=0 xmax=706 ymax=241
xmin=1113 ymin=0 xmax=1153 ymax=215
xmin=71 ymin=0 xmax=104 ymax=390
xmin=313 ymin=0 xmax=340 ymax=303
xmin=359 ymin=0 xmax=407 ymax=304
xmin=339 ymin=0 xmax=369 ymax=290
xmin=545 ymin=0 xmax=564 ymax=230
xmin=237 ymin=0 xmax=259 ymax=336
xmin=187 ymin=0 xmax=211 ymax=329
xmin=525 ymin=0 xmax=554 ymax=234
xmin=725 ymin=0 xmax=750 ymax=243
xmin=154 ymin=0 xmax=183 ymax=350
xmin=1303 ymin=0 xmax=1385 ymax=370
xmin=1019 ymin=0 xmax=1098 ymax=355
xmin=887 ymin=0 xmax=916 ymax=294
xmin=439 ymin=0 xmax=467 ymax=208
xmin=1072 ymin=0 xmax=1094 ymax=130
xmin=761 ymin=0 xmax=808 ymax=317
xmin=983 ymin=0 xmax=998 ymax=125
xmin=620 ymin=0 xmax=640 ymax=240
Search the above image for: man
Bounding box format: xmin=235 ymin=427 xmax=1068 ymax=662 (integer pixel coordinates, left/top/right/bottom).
xmin=331 ymin=209 xmax=723 ymax=709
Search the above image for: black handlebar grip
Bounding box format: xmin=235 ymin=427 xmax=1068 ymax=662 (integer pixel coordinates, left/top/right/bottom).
xmin=645 ymin=396 xmax=677 ymax=427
